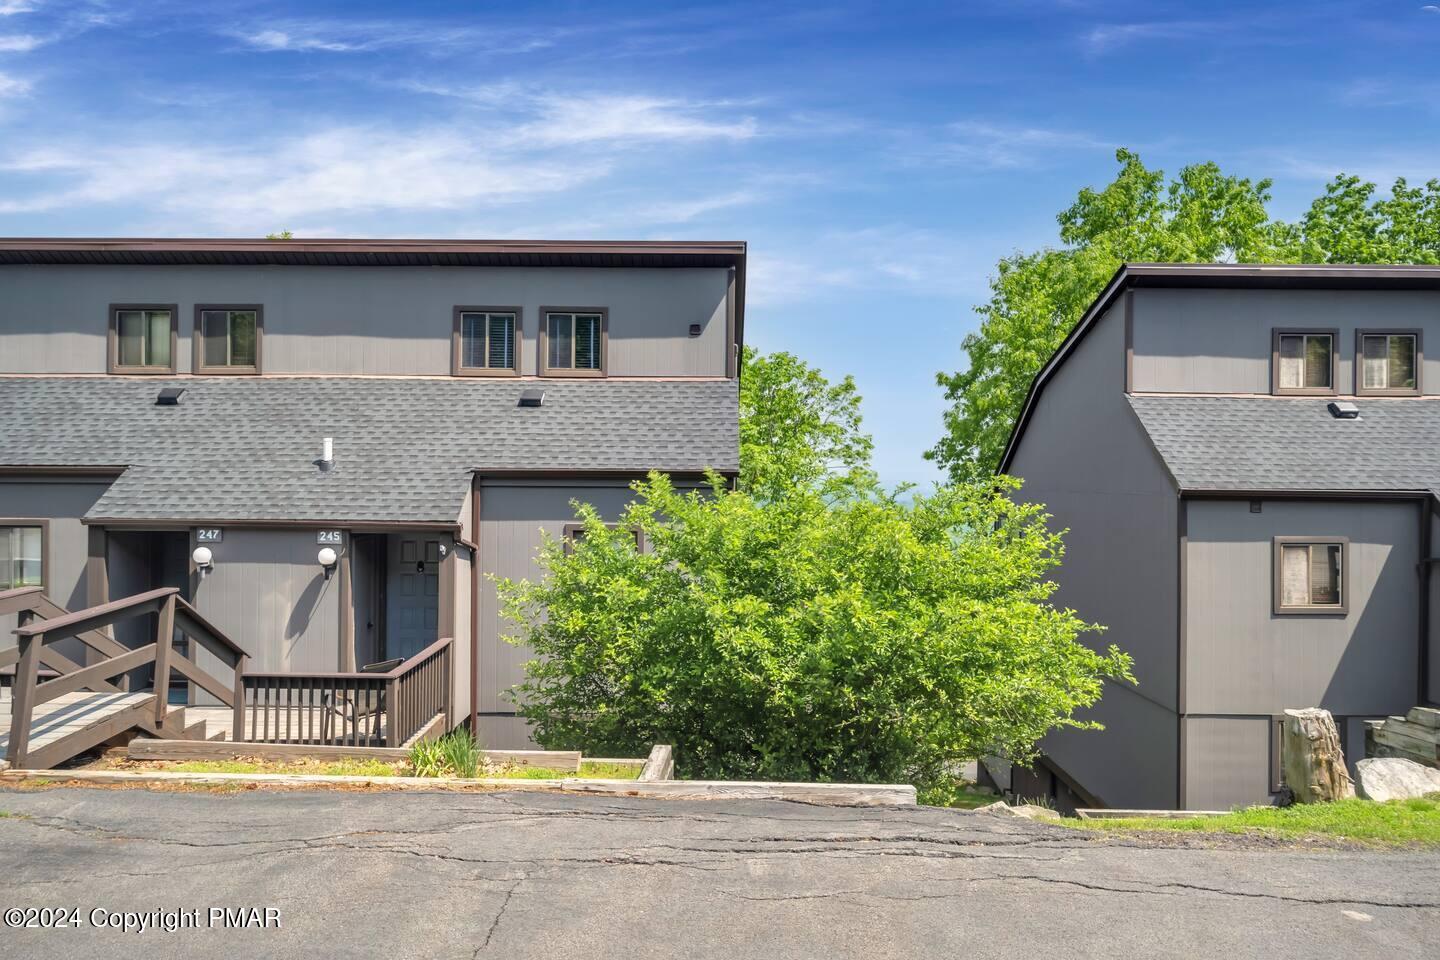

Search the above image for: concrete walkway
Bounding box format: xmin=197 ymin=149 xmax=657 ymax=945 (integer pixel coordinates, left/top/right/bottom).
xmin=1 ymin=786 xmax=1437 ymax=959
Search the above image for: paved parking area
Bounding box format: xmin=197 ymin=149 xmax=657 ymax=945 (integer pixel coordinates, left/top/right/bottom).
xmin=2 ymin=785 xmax=1437 ymax=959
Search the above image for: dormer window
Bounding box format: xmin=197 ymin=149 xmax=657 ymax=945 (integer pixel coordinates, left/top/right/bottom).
xmin=108 ymin=304 xmax=178 ymax=375
xmin=195 ymin=305 xmax=262 ymax=374
xmin=542 ymin=308 xmax=607 ymax=377
xmin=452 ymin=307 xmax=520 ymax=377
xmin=1272 ymin=329 xmax=1336 ymax=395
xmin=1357 ymin=330 xmax=1420 ymax=395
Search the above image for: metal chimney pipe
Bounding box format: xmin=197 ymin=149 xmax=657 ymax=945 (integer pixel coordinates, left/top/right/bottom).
xmin=320 ymin=437 xmax=334 ymax=470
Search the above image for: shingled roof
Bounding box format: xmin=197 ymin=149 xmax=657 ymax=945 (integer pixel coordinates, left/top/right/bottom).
xmin=1128 ymin=395 xmax=1440 ymax=495
xmin=0 ymin=377 xmax=738 ymax=523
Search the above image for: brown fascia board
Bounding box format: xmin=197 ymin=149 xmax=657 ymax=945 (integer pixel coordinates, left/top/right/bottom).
xmin=996 ymin=262 xmax=1440 ymax=474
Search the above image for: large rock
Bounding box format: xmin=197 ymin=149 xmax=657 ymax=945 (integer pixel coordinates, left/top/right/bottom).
xmin=977 ymin=800 xmax=1061 ymax=821
xmin=1283 ymin=708 xmax=1355 ymax=803
xmin=1354 ymin=758 xmax=1440 ymax=803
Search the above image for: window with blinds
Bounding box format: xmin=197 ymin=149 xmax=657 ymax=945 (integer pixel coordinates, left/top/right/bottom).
xmin=197 ymin=307 xmax=260 ymax=372
xmin=1275 ymin=332 xmax=1333 ymax=392
xmin=1359 ymin=332 xmax=1418 ymax=393
xmin=1 ymin=525 xmax=43 ymax=590
xmin=545 ymin=311 xmax=604 ymax=374
xmin=457 ymin=311 xmax=517 ymax=373
xmin=1276 ymin=540 xmax=1345 ymax=613
xmin=115 ymin=309 xmax=173 ymax=369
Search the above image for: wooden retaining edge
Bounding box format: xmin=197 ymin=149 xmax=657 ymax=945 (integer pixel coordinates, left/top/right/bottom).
xmin=127 ymin=738 xmax=584 ymax=772
xmin=0 ymin=769 xmax=917 ymax=806
xmin=1074 ymin=808 xmax=1232 ymax=820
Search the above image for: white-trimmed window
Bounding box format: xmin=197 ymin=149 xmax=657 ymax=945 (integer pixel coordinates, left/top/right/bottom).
xmin=1274 ymin=538 xmax=1346 ymax=614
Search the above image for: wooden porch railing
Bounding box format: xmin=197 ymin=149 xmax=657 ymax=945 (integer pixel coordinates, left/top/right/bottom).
xmin=2 ymin=586 xmax=249 ymax=767
xmin=239 ymin=637 xmax=452 ymax=747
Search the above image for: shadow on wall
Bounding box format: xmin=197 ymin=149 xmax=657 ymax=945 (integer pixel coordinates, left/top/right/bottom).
xmin=285 ymin=573 xmax=332 ymax=647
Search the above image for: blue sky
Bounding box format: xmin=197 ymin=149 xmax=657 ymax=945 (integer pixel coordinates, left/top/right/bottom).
xmin=1 ymin=1 xmax=1437 ymax=487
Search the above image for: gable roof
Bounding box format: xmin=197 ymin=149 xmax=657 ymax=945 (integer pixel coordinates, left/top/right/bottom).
xmin=1128 ymin=395 xmax=1440 ymax=497
xmin=998 ymin=262 xmax=1440 ymax=474
xmin=0 ymin=377 xmax=739 ymax=524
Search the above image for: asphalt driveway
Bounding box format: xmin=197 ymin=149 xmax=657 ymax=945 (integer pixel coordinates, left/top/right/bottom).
xmin=1 ymin=785 xmax=1437 ymax=960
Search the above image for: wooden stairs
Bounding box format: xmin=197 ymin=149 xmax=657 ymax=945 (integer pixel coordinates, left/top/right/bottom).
xmin=1 ymin=586 xmax=248 ymax=771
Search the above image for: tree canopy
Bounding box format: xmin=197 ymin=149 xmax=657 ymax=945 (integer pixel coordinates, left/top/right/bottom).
xmin=929 ymin=149 xmax=1440 ymax=483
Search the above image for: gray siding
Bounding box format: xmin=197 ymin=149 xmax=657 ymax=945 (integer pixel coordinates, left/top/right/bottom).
xmin=190 ymin=529 xmax=343 ymax=674
xmin=475 ymin=480 xmax=643 ymax=748
xmin=1184 ymin=498 xmax=1421 ymax=716
xmin=1181 ymin=716 xmax=1272 ymax=810
xmin=1431 ymin=507 xmax=1440 ymax=706
xmin=1006 ymin=293 xmax=1183 ymax=807
xmin=0 ymin=478 xmax=111 ymax=664
xmin=1131 ymin=288 xmax=1440 ymax=395
xmin=0 ymin=264 xmax=730 ymax=377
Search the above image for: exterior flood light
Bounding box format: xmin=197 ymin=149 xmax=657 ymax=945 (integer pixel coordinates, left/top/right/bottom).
xmin=192 ymin=546 xmax=214 ymax=578
xmin=318 ymin=546 xmax=339 ymax=580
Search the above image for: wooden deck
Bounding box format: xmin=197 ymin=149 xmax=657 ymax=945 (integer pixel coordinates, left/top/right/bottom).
xmin=0 ymin=690 xmax=192 ymax=769
xmin=184 ymin=704 xmax=389 ymax=744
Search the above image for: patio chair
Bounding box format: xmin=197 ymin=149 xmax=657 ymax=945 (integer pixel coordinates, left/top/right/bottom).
xmin=321 ymin=657 xmax=403 ymax=743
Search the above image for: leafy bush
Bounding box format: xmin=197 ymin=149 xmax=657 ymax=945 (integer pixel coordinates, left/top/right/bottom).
xmin=498 ymin=473 xmax=1133 ymax=789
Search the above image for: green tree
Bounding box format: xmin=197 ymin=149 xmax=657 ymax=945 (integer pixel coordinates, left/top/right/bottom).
xmin=739 ymin=346 xmax=874 ymax=499
xmin=498 ymin=473 xmax=1132 ymax=787
xmin=266 ymin=230 xmax=294 ymax=240
xmin=929 ymin=150 xmax=1440 ymax=483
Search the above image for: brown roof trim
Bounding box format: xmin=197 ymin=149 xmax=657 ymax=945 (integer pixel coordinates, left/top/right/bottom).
xmin=998 ymin=262 xmax=1440 ymax=474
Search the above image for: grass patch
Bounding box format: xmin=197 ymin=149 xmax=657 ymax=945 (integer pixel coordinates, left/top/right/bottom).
xmin=578 ymin=760 xmax=643 ymax=780
xmin=165 ymin=758 xmax=405 ymax=777
xmin=1072 ymin=794 xmax=1440 ymax=847
xmin=918 ymin=776 xmax=999 ymax=809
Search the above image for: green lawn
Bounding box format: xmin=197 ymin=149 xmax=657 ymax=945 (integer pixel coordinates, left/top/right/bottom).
xmin=917 ymin=777 xmax=1000 ymax=809
xmin=1071 ymin=795 xmax=1440 ymax=847
xmin=133 ymin=757 xmax=643 ymax=781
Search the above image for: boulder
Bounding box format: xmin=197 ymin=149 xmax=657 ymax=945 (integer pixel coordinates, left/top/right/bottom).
xmin=977 ymin=800 xmax=1061 ymax=821
xmin=1282 ymin=708 xmax=1355 ymax=803
xmin=1354 ymin=758 xmax=1440 ymax=803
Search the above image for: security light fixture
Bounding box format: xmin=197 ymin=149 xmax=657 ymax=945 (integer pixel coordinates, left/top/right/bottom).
xmin=318 ymin=546 xmax=338 ymax=580
xmin=192 ymin=545 xmax=213 ymax=578
xmin=1328 ymin=400 xmax=1360 ymax=419
xmin=688 ymin=323 xmax=702 ymax=337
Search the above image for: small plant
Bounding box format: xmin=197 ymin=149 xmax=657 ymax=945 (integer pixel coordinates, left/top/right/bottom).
xmin=406 ymin=729 xmax=482 ymax=778
xmin=438 ymin=729 xmax=481 ymax=779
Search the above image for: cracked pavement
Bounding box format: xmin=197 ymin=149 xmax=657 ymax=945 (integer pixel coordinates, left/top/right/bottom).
xmin=1 ymin=786 xmax=1437 ymax=959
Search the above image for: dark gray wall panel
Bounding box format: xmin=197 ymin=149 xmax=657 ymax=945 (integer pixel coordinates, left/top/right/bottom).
xmin=1182 ymin=716 xmax=1273 ymax=810
xmin=0 ymin=478 xmax=110 ymax=661
xmin=0 ymin=264 xmax=729 ymax=377
xmin=1044 ymin=682 xmax=1179 ymax=810
xmin=1131 ymin=288 xmax=1440 ymax=395
xmin=1185 ymin=499 xmax=1420 ymax=716
xmin=190 ymin=528 xmax=342 ymax=673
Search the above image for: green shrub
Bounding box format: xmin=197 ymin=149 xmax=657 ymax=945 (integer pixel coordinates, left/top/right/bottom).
xmin=498 ymin=473 xmax=1132 ymax=789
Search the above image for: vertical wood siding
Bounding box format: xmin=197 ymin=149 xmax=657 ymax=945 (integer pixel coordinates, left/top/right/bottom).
xmin=0 ymin=264 xmax=730 ymax=377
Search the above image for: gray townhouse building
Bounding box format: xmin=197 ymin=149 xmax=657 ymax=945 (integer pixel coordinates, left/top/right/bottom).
xmin=0 ymin=238 xmax=741 ymax=767
xmin=1002 ymin=263 xmax=1440 ymax=811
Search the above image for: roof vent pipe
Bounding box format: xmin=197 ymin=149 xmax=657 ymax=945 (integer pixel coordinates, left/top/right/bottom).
xmin=319 ymin=437 xmax=335 ymax=472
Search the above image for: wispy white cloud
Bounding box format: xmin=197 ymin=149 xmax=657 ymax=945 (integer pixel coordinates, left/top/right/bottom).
xmin=630 ymin=190 xmax=761 ymax=224
xmin=1423 ymin=5 xmax=1440 ymax=13
xmin=0 ymin=32 xmax=42 ymax=51
xmin=399 ymin=81 xmax=759 ymax=145
xmin=1081 ymin=20 xmax=1216 ymax=56
xmin=0 ymin=1 xmax=38 ymax=16
xmin=0 ymin=69 xmax=28 ymax=97
xmin=228 ymin=18 xmax=554 ymax=56
xmin=0 ymin=125 xmax=607 ymax=226
xmin=907 ymin=120 xmax=1109 ymax=170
